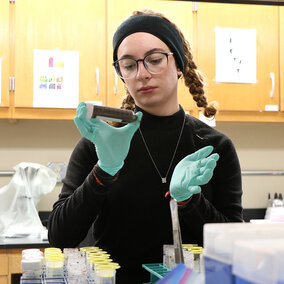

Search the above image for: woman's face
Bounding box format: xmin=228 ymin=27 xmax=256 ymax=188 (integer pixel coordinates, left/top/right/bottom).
xmin=117 ymin=32 xmax=182 ymax=116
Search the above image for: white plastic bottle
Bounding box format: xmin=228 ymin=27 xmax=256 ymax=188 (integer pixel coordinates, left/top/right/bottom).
xmin=21 ymin=258 xmax=42 ymax=280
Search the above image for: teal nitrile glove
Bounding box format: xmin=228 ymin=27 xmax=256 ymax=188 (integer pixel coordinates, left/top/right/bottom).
xmin=170 ymin=146 xmax=220 ymax=202
xmin=74 ymin=102 xmax=142 ymax=176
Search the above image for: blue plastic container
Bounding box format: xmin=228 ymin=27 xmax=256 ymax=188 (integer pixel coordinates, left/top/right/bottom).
xmin=204 ymin=256 xmax=235 ymax=284
xmin=235 ymin=276 xmax=254 ymax=284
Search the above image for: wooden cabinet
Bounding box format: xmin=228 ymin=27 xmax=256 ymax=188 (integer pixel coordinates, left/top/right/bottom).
xmin=3 ymin=0 xmax=195 ymax=120
xmin=1 ymin=1 xmax=284 ymax=121
xmin=0 ymin=0 xmax=10 ymax=118
xmin=280 ymin=6 xmax=284 ymax=112
xmin=0 ymin=250 xmax=9 ymax=284
xmin=12 ymin=0 xmax=106 ymax=119
xmin=0 ymin=277 xmax=8 ymax=284
xmin=8 ymin=250 xmax=22 ymax=275
xmin=196 ymin=2 xmax=280 ymax=115
xmin=106 ymin=0 xmax=195 ymax=113
xmin=106 ymin=0 xmax=144 ymax=109
xmin=0 ymin=251 xmax=8 ymax=284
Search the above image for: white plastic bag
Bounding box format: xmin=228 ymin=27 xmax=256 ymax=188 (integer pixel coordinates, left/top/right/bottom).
xmin=0 ymin=162 xmax=57 ymax=238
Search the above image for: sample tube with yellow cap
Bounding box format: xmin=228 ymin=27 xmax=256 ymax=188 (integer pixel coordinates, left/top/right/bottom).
xmin=95 ymin=263 xmax=120 ymax=284
xmin=89 ymin=257 xmax=113 ymax=282
xmin=44 ymin=248 xmax=65 ymax=278
xmin=80 ymin=246 xmax=102 ymax=259
xmin=188 ymin=247 xmax=204 ymax=272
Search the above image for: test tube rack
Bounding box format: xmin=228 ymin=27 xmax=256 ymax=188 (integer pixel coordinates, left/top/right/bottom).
xmin=142 ymin=263 xmax=171 ymax=284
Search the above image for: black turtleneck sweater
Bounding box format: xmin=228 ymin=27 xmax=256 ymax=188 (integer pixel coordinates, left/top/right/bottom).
xmin=48 ymin=106 xmax=243 ymax=283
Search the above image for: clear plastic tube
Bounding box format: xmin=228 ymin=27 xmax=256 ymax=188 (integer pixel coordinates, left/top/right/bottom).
xmin=20 ymin=246 xmax=120 ymax=283
xmin=45 ymin=254 xmax=65 ymax=278
xmin=96 ymin=263 xmax=120 ymax=284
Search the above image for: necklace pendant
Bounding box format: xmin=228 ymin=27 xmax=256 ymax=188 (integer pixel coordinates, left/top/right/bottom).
xmin=161 ymin=177 xmax=167 ymax=183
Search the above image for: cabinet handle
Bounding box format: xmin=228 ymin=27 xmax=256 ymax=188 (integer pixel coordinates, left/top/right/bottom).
xmin=9 ymin=77 xmax=15 ymax=92
xmin=270 ymin=72 xmax=275 ymax=98
xmin=192 ymin=1 xmax=198 ymax=12
xmin=114 ymin=72 xmax=118 ymax=95
xmin=96 ymin=67 xmax=99 ymax=95
xmin=9 ymin=77 xmax=12 ymax=91
xmin=12 ymin=77 xmax=15 ymax=91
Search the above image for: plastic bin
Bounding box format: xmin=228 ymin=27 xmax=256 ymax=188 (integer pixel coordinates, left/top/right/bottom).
xmin=233 ymin=238 xmax=284 ymax=284
xmin=203 ymin=223 xmax=284 ymax=284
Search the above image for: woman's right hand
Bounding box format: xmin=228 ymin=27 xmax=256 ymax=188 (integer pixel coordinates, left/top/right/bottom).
xmin=74 ymin=102 xmax=142 ymax=176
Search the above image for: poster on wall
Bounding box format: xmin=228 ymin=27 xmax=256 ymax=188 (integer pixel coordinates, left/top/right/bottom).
xmin=215 ymin=27 xmax=257 ymax=84
xmin=33 ymin=49 xmax=79 ymax=108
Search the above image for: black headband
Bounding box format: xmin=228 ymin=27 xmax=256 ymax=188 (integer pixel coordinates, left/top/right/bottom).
xmin=113 ymin=14 xmax=185 ymax=73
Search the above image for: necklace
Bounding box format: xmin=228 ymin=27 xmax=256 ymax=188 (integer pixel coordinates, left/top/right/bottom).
xmin=139 ymin=115 xmax=186 ymax=184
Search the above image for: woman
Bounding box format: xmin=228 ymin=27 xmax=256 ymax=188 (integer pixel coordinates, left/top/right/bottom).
xmin=48 ymin=9 xmax=243 ymax=283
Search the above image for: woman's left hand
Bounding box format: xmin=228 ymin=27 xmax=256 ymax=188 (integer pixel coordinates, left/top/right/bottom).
xmin=170 ymin=146 xmax=219 ymax=202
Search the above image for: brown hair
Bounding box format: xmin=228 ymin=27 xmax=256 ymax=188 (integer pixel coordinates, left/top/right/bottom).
xmin=117 ymin=9 xmax=218 ymax=118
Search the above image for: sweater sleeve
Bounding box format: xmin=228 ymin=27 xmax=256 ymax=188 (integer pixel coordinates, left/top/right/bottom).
xmin=48 ymin=138 xmax=111 ymax=248
xmin=178 ymin=133 xmax=243 ymax=244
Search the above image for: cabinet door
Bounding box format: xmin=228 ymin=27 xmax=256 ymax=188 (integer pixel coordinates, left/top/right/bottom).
xmin=107 ymin=0 xmax=195 ymax=112
xmin=0 ymin=0 xmax=10 ymax=117
xmin=13 ymin=0 xmax=106 ymax=119
xmin=280 ymin=7 xmax=284 ymax=112
xmin=0 ymin=251 xmax=8 ymax=284
xmin=196 ymin=3 xmax=279 ymax=112
xmin=0 ymin=277 xmax=7 ymax=284
xmin=0 ymin=253 xmax=8 ymax=276
xmin=8 ymin=251 xmax=22 ymax=274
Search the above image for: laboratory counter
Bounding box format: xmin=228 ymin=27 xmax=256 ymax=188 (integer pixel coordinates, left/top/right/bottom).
xmin=0 ymin=237 xmax=49 ymax=249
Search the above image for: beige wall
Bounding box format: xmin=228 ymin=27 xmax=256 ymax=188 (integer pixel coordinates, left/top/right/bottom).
xmin=216 ymin=122 xmax=284 ymax=209
xmin=0 ymin=119 xmax=80 ymax=211
xmin=0 ymin=119 xmax=284 ymax=211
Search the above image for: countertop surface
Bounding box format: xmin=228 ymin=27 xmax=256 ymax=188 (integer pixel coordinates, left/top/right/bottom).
xmin=0 ymin=236 xmax=49 ymax=249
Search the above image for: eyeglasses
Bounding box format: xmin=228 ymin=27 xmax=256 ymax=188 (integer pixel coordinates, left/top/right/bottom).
xmin=113 ymin=52 xmax=173 ymax=80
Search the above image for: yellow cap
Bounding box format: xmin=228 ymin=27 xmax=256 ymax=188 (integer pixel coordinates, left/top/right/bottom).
xmin=182 ymin=244 xmax=198 ymax=249
xmin=88 ymin=252 xmax=110 ymax=257
xmin=45 ymin=247 xmax=62 ymax=252
xmin=188 ymin=248 xmax=204 ymax=254
xmin=45 ymin=251 xmax=64 ymax=255
xmin=86 ymin=250 xmax=105 ymax=257
xmin=80 ymin=246 xmax=101 ymax=252
xmin=109 ymin=262 xmax=120 ymax=269
xmin=44 ymin=248 xmax=63 ymax=257
xmin=87 ymin=255 xmax=110 ymax=262
xmin=95 ymin=263 xmax=120 ymax=278
xmin=92 ymin=258 xmax=112 ymax=265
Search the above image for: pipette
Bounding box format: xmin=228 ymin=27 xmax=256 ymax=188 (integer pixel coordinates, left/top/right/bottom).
xmin=85 ymin=102 xmax=138 ymax=124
